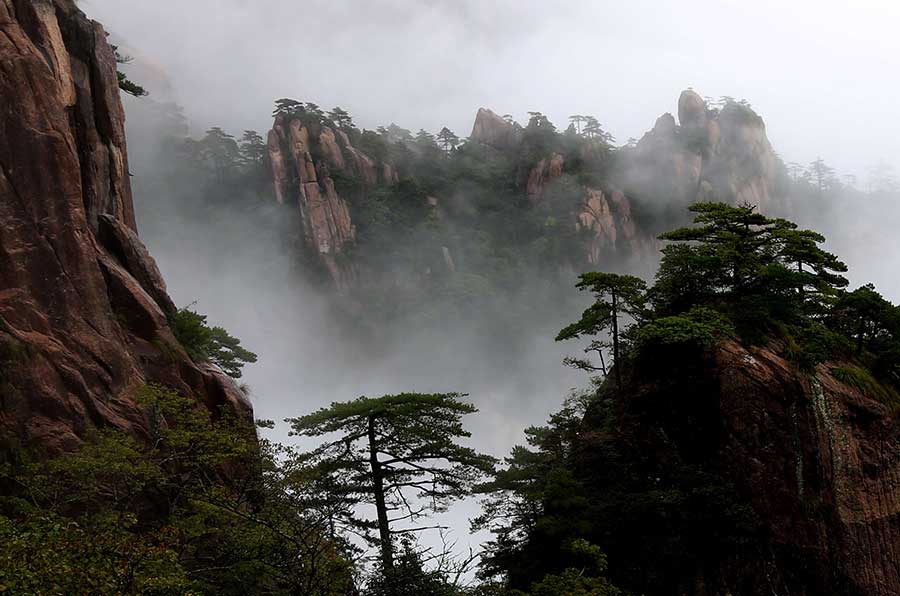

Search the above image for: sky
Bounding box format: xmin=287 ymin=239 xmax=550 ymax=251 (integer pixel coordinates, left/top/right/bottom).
xmin=84 ymin=0 xmax=900 ymax=179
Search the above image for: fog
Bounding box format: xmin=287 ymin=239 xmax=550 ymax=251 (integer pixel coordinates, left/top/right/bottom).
xmin=83 ymin=0 xmax=900 ymax=574
xmin=84 ymin=0 xmax=899 ymax=178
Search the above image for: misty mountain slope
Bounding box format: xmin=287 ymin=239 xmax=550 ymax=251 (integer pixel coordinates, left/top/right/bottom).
xmin=120 ymin=81 xmax=900 ymax=462
xmin=260 ymin=89 xmax=783 ymax=292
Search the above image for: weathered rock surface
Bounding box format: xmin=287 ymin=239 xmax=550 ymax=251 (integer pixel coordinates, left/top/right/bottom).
xmin=525 ymin=153 xmax=565 ymax=202
xmin=266 ymin=118 xmax=359 ymax=289
xmin=0 ymin=0 xmax=251 ymax=453
xmin=470 ymin=107 xmax=519 ymax=150
xmin=712 ymin=342 xmax=900 ymax=596
xmin=624 ymin=89 xmax=779 ymax=210
xmin=594 ymin=340 xmax=900 ymax=595
xmin=265 ymin=114 xmax=403 ymax=288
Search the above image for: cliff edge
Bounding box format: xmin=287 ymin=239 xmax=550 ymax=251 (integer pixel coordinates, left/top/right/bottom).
xmin=0 ymin=0 xmax=251 ymax=453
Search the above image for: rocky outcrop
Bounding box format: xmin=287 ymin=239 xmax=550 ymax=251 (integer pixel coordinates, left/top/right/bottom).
xmin=470 ymin=107 xmax=519 ymax=150
xmin=589 ymin=339 xmax=900 ymax=595
xmin=266 ymin=119 xmax=359 ymax=288
xmin=711 ymin=342 xmax=900 ymax=596
xmin=266 ymin=115 xmax=403 ymax=288
xmin=623 ymin=89 xmax=779 ymax=211
xmin=526 ymin=153 xmax=565 ymax=202
xmin=0 ymin=0 xmax=251 ymax=453
xmin=573 ymin=188 xmax=647 ymax=265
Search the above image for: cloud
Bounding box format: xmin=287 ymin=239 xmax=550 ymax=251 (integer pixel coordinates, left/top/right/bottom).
xmin=87 ymin=0 xmax=898 ymax=177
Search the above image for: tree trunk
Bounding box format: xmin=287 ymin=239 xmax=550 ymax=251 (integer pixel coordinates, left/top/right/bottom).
xmin=856 ymin=317 xmax=866 ymax=355
xmin=368 ymin=415 xmax=393 ymax=569
xmin=612 ymin=291 xmax=621 ymax=389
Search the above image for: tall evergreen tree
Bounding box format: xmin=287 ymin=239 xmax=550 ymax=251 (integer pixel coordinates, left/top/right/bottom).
xmin=436 ymin=127 xmax=460 ymax=153
xmin=556 ymin=273 xmax=648 ymax=388
xmin=288 ymin=393 xmax=495 ymax=570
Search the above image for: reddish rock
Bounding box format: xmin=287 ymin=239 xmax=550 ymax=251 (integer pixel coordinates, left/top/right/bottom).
xmin=266 ymin=119 xmax=359 ymax=288
xmin=335 ymin=130 xmax=377 ymax=187
xmin=577 ymin=189 xmax=617 ymax=265
xmin=470 ymin=107 xmax=519 ymax=149
xmin=706 ymin=102 xmax=778 ymax=209
xmin=625 ymin=112 xmax=703 ymax=205
xmin=594 ymin=339 xmax=900 ymax=595
xmin=0 ymin=0 xmax=251 ymax=453
xmin=677 ymin=88 xmax=709 ymax=133
xmin=318 ymin=126 xmax=346 ymax=171
xmin=266 ymin=128 xmax=289 ymax=203
xmin=713 ymin=343 xmax=900 ymax=595
xmin=382 ymin=162 xmax=399 ymax=186
xmin=526 ymin=158 xmax=547 ymax=202
xmin=526 ymin=153 xmax=565 ymax=203
xmin=547 ymin=153 xmax=564 ymax=179
xmin=624 ymin=89 xmax=779 ymax=211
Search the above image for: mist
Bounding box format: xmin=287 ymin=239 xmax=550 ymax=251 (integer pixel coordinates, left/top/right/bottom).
xmin=85 ymin=0 xmax=899 ymax=179
xmin=83 ymin=0 xmax=900 ymax=576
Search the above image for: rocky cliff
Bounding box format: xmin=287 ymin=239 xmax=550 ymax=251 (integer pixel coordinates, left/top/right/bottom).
xmin=0 ymin=0 xmax=251 ymax=454
xmin=265 ymin=90 xmax=783 ymax=287
xmin=623 ymin=89 xmax=780 ymax=211
xmin=470 ymin=107 xmax=521 ymax=151
xmin=266 ymin=115 xmax=401 ymax=289
xmin=584 ymin=339 xmax=900 ymax=595
xmin=469 ymin=89 xmax=782 ymax=269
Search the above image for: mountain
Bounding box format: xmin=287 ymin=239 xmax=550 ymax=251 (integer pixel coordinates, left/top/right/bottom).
xmin=0 ymin=0 xmax=251 ymax=453
xmin=263 ymin=90 xmax=784 ymax=291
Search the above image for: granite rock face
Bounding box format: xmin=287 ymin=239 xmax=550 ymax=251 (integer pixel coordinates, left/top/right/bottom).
xmin=582 ymin=340 xmax=900 ymax=596
xmin=470 ymin=107 xmax=520 ymax=150
xmin=624 ymin=89 xmax=780 ymax=211
xmin=266 ymin=118 xmax=361 ymax=289
xmin=0 ymin=0 xmax=251 ymax=453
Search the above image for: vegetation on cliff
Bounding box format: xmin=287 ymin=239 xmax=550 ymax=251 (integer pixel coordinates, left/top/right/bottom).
xmin=7 ymin=199 xmax=899 ymax=594
xmin=478 ymin=202 xmax=900 ymax=594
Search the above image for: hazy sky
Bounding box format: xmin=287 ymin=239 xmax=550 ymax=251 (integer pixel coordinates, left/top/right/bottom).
xmin=85 ymin=0 xmax=898 ymax=179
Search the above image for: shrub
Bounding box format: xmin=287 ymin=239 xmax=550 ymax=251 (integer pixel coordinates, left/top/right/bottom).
xmin=171 ymin=307 xmax=257 ymax=378
xmin=637 ymin=306 xmax=735 ymax=353
xmin=831 ymin=366 xmax=900 ymax=413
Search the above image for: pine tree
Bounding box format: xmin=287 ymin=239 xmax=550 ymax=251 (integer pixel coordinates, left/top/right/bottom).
xmin=436 ymin=127 xmax=460 ymax=153
xmin=557 ymin=273 xmax=648 ymax=388
xmin=288 ymin=393 xmax=495 ymax=570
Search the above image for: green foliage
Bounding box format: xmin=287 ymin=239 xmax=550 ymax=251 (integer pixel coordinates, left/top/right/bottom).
xmin=113 ymin=47 xmax=147 ymax=97
xmin=367 ymin=539 xmax=461 ymax=596
xmin=171 ymin=307 xmax=257 ymax=377
xmin=514 ymin=540 xmax=620 ymax=596
xmin=556 ymin=272 xmax=648 ymax=386
xmin=477 ymin=388 xmax=757 ymax=594
xmin=832 ymin=366 xmax=900 ymax=412
xmin=0 ymin=513 xmax=189 ymax=595
xmin=636 ymin=305 xmax=735 ymax=352
xmin=288 ymin=393 xmax=496 ymax=569
xmin=515 ymin=204 xmax=900 ymax=593
xmin=656 ymin=202 xmax=847 ymax=328
xmin=0 ymin=385 xmax=355 ymax=595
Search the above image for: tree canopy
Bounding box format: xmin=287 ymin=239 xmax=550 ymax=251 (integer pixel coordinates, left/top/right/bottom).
xmin=287 ymin=393 xmax=496 ymax=570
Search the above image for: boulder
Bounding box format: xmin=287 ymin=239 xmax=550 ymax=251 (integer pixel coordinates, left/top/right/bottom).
xmin=470 ymin=107 xmax=519 ymax=149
